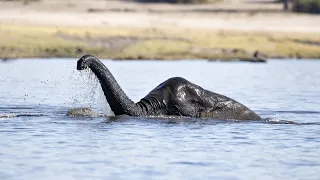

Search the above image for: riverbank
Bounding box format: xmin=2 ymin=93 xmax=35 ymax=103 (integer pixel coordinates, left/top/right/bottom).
xmin=0 ymin=0 xmax=319 ymax=60
xmin=1 ymin=24 xmax=319 ymax=60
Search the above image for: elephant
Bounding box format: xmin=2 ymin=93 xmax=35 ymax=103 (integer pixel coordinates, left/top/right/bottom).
xmin=76 ymin=55 xmax=261 ymax=120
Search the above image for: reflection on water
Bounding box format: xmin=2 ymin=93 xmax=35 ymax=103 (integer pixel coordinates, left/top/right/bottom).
xmin=0 ymin=59 xmax=319 ymax=180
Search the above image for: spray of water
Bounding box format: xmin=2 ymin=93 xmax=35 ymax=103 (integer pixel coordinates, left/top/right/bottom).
xmin=68 ymin=68 xmax=114 ymax=116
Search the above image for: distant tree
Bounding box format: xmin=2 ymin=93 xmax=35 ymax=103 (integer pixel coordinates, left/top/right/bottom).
xmin=284 ymin=0 xmax=289 ymax=10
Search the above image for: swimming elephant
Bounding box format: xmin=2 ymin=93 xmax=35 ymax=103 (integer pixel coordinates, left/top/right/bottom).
xmin=76 ymin=55 xmax=261 ymax=120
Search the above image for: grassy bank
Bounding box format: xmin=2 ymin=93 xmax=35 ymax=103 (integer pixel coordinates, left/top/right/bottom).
xmin=0 ymin=24 xmax=320 ymax=60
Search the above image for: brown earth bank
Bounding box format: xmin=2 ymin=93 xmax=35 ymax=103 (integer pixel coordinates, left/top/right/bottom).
xmin=0 ymin=0 xmax=319 ymax=60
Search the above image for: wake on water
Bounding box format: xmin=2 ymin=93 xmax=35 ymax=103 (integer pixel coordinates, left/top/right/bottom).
xmin=0 ymin=109 xmax=301 ymax=126
xmin=0 ymin=113 xmax=49 ymax=118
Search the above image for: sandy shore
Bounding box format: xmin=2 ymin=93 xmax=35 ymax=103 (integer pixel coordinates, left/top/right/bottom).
xmin=0 ymin=0 xmax=319 ymax=60
xmin=1 ymin=0 xmax=320 ymax=32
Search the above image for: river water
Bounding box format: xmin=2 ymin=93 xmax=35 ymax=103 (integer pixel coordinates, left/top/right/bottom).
xmin=0 ymin=59 xmax=319 ymax=180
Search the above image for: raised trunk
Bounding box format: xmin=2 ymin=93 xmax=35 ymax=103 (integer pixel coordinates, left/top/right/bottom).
xmin=78 ymin=55 xmax=142 ymax=116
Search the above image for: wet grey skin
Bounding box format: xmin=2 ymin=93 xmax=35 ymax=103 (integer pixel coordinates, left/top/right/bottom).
xmin=77 ymin=55 xmax=262 ymax=120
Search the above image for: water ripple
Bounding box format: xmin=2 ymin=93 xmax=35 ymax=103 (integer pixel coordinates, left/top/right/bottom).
xmin=274 ymin=110 xmax=320 ymax=114
xmin=169 ymin=161 xmax=212 ymax=167
xmin=0 ymin=59 xmax=320 ymax=180
xmin=0 ymin=113 xmax=50 ymax=118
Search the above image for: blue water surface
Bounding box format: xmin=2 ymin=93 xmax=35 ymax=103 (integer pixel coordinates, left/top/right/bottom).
xmin=0 ymin=59 xmax=319 ymax=180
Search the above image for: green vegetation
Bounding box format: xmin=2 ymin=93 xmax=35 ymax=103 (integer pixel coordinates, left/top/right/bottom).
xmin=293 ymin=0 xmax=320 ymax=14
xmin=0 ymin=24 xmax=320 ymax=60
xmin=132 ymin=0 xmax=215 ymax=4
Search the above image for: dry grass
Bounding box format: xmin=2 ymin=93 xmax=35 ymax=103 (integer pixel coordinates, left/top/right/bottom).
xmin=0 ymin=24 xmax=319 ymax=60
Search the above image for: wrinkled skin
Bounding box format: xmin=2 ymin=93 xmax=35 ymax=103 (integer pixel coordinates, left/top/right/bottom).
xmin=77 ymin=55 xmax=261 ymax=120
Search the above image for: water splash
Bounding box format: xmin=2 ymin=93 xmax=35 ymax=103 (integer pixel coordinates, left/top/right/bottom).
xmin=263 ymin=117 xmax=296 ymax=124
xmin=69 ymin=68 xmax=114 ymax=116
xmin=66 ymin=107 xmax=105 ymax=117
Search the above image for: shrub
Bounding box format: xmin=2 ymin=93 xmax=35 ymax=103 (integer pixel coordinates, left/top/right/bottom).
xmin=292 ymin=0 xmax=320 ymax=14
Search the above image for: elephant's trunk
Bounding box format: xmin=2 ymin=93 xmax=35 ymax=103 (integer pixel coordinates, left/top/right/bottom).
xmin=77 ymin=55 xmax=142 ymax=116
